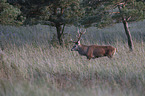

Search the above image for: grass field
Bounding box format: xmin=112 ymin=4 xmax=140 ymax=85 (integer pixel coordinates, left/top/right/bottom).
xmin=0 ymin=20 xmax=145 ymax=96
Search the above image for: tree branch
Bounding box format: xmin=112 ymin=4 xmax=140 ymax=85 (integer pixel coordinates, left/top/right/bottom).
xmin=126 ymin=16 xmax=131 ymax=21
xmin=109 ymin=12 xmax=120 ymax=14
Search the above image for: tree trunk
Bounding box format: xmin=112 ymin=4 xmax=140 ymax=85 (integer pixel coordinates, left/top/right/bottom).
xmin=55 ymin=23 xmax=65 ymax=45
xmin=0 ymin=40 xmax=4 ymax=51
xmin=118 ymin=5 xmax=134 ymax=51
xmin=122 ymin=18 xmax=134 ymax=51
xmin=56 ymin=24 xmax=63 ymax=45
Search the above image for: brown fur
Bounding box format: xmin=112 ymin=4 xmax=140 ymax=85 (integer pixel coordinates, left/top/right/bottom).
xmin=71 ymin=43 xmax=116 ymax=60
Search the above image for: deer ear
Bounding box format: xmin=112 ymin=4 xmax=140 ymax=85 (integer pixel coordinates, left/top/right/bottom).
xmin=78 ymin=41 xmax=81 ymax=45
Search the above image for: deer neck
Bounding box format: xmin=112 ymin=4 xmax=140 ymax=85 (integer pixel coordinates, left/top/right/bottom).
xmin=78 ymin=44 xmax=88 ymax=56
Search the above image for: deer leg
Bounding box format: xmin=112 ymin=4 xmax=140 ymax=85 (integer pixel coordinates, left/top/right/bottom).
xmin=86 ymin=55 xmax=91 ymax=60
xmin=108 ymin=55 xmax=113 ymax=59
xmin=86 ymin=48 xmax=94 ymax=60
xmin=108 ymin=49 xmax=116 ymax=58
xmin=108 ymin=51 xmax=116 ymax=59
xmin=86 ymin=53 xmax=94 ymax=60
xmin=107 ymin=51 xmax=113 ymax=58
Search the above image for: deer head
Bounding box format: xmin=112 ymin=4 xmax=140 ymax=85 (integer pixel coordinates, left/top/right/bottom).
xmin=71 ymin=29 xmax=86 ymax=51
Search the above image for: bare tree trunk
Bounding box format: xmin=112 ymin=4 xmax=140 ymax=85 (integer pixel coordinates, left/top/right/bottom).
xmin=56 ymin=24 xmax=62 ymax=45
xmin=118 ymin=5 xmax=134 ymax=51
xmin=122 ymin=18 xmax=134 ymax=51
xmin=55 ymin=23 xmax=65 ymax=45
xmin=0 ymin=40 xmax=4 ymax=51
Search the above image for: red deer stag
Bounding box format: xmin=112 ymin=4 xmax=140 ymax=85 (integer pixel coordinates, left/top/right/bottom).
xmin=71 ymin=29 xmax=116 ymax=60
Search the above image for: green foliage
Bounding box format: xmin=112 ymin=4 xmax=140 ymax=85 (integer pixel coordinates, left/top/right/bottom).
xmin=8 ymin=0 xmax=83 ymax=26
xmin=80 ymin=0 xmax=145 ymax=27
xmin=0 ymin=0 xmax=6 ymax=3
xmin=115 ymin=1 xmax=145 ymax=22
xmin=0 ymin=1 xmax=21 ymax=25
xmin=1 ymin=0 xmax=144 ymax=27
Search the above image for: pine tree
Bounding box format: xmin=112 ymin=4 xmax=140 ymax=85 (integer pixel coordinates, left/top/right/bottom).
xmin=8 ymin=0 xmax=84 ymax=45
xmin=81 ymin=0 xmax=145 ymax=51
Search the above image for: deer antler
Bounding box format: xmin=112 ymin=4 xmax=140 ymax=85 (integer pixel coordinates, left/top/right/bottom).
xmin=69 ymin=29 xmax=86 ymax=44
xmin=75 ymin=29 xmax=86 ymax=43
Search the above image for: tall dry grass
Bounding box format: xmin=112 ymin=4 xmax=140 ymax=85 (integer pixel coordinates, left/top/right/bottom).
xmin=0 ymin=20 xmax=145 ymax=96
